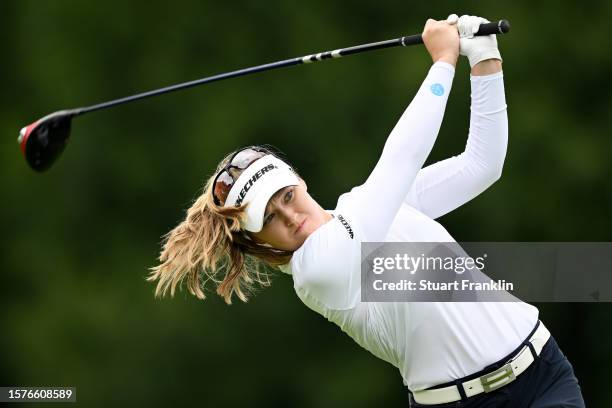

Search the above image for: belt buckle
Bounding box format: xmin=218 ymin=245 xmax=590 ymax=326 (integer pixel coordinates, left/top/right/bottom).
xmin=480 ymin=362 xmax=516 ymax=393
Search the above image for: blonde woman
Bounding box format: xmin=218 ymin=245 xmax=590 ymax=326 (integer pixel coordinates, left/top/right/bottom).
xmin=148 ymin=15 xmax=585 ymax=407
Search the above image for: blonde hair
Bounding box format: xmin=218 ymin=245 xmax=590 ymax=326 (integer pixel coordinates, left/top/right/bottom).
xmin=146 ymin=147 xmax=295 ymax=304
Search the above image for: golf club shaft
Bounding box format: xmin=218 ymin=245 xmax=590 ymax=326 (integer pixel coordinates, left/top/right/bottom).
xmin=74 ymin=20 xmax=509 ymax=116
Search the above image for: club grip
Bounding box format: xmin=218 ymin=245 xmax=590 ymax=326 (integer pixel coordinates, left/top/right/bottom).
xmin=475 ymin=19 xmax=511 ymax=36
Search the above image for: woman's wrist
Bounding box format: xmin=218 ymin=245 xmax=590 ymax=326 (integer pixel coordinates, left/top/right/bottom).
xmin=434 ymin=53 xmax=458 ymax=67
xmin=471 ymin=59 xmax=502 ymax=76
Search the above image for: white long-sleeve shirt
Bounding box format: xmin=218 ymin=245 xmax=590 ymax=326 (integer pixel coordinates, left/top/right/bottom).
xmin=279 ymin=61 xmax=539 ymax=391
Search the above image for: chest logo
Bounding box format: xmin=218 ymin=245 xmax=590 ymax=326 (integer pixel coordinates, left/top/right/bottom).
xmin=337 ymin=214 xmax=354 ymax=239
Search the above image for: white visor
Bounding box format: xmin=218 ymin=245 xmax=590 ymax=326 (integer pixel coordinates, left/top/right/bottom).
xmin=224 ymin=154 xmax=299 ymax=232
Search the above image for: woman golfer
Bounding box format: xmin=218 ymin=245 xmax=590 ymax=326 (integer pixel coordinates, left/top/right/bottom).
xmin=148 ymin=15 xmax=585 ymax=407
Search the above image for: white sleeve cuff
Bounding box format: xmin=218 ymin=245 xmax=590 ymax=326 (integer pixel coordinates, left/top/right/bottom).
xmin=470 ymin=70 xmax=504 ymax=82
xmin=432 ymin=61 xmax=456 ymax=75
xmin=470 ymin=70 xmax=506 ymax=115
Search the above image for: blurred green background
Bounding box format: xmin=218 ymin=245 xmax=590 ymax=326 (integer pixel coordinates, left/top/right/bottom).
xmin=2 ymin=0 xmax=610 ymax=406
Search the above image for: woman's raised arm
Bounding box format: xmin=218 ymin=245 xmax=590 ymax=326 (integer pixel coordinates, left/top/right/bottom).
xmin=403 ymin=57 xmax=507 ymax=219
xmin=351 ymin=19 xmax=459 ymax=242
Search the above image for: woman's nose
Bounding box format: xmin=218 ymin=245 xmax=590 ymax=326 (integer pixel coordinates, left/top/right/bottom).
xmin=282 ymin=211 xmax=299 ymax=226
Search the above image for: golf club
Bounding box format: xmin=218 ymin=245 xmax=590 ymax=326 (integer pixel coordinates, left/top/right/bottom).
xmin=18 ymin=19 xmax=510 ymax=172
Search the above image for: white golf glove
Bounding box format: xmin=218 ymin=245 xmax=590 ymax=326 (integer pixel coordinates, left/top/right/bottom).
xmin=447 ymin=14 xmax=502 ymax=68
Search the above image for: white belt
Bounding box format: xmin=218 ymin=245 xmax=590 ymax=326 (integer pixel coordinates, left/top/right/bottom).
xmin=412 ymin=321 xmax=551 ymax=405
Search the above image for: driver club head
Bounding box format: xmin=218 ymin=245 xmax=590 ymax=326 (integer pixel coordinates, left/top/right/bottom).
xmin=18 ymin=110 xmax=75 ymax=172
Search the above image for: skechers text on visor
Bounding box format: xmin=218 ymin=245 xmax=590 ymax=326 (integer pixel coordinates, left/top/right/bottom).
xmin=223 ymin=155 xmax=299 ymax=232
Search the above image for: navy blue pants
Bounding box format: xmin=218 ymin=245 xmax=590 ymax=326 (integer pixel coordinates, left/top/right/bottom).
xmin=408 ymin=336 xmax=585 ymax=407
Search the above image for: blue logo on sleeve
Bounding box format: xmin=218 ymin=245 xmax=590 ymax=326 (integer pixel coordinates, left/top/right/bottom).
xmin=430 ymin=83 xmax=444 ymax=96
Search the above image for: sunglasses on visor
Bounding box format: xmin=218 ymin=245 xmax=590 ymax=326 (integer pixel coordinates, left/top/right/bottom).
xmin=212 ymin=147 xmax=270 ymax=206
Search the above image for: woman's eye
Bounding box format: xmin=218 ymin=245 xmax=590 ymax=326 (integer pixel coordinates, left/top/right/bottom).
xmin=264 ymin=213 xmax=275 ymax=225
xmin=285 ymin=190 xmax=293 ymax=202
